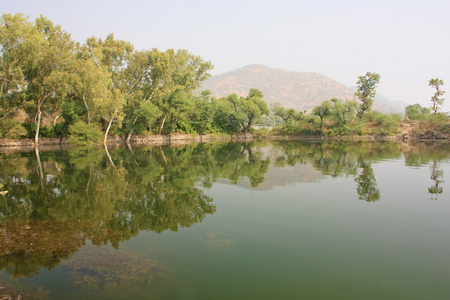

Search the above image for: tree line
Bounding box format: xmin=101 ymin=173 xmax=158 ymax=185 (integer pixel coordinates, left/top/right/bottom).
xmin=0 ymin=13 xmax=272 ymax=145
xmin=1 ymin=13 xmax=447 ymax=145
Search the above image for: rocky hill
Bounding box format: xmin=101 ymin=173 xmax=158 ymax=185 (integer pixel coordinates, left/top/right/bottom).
xmin=200 ymin=64 xmax=404 ymax=113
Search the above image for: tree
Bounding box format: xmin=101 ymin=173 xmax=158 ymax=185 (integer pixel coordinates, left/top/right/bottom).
xmin=191 ymin=90 xmax=217 ymax=139
xmin=405 ymin=104 xmax=431 ymax=120
xmin=428 ymin=78 xmax=445 ymax=114
xmin=214 ymin=96 xmax=241 ymax=134
xmin=330 ymin=98 xmax=357 ymax=124
xmin=312 ymin=100 xmax=332 ymax=133
xmin=0 ymin=13 xmax=31 ymax=113
xmin=355 ymin=72 xmax=380 ymax=119
xmin=73 ymin=46 xmax=112 ymax=125
xmin=0 ymin=14 xmax=77 ymax=145
xmin=272 ymin=103 xmax=304 ymax=124
xmin=99 ymin=89 xmax=125 ymax=144
xmin=227 ymin=89 xmax=269 ymax=135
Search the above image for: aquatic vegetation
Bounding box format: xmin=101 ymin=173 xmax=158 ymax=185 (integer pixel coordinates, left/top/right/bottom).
xmin=60 ymin=246 xmax=167 ymax=289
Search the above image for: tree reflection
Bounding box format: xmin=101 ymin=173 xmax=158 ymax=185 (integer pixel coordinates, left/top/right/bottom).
xmin=0 ymin=142 xmax=274 ymax=278
xmin=354 ymin=157 xmax=380 ymax=202
xmin=1 ymin=140 xmax=450 ymax=278
xmin=428 ymin=160 xmax=444 ymax=199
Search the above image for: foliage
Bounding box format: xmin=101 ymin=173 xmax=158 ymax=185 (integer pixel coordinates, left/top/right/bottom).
xmin=223 ymin=89 xmax=269 ymax=135
xmin=68 ymin=121 xmax=103 ymax=145
xmin=0 ymin=13 xmax=213 ymax=144
xmin=355 ymin=72 xmax=380 ymax=119
xmin=366 ymin=111 xmax=401 ymax=136
xmin=0 ymin=119 xmax=27 ymax=138
xmin=429 ymin=78 xmax=445 ymax=114
xmin=405 ymin=103 xmax=431 ymax=121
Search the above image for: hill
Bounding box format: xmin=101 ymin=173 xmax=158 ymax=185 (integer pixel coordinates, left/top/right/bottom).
xmin=200 ymin=65 xmax=404 ymax=113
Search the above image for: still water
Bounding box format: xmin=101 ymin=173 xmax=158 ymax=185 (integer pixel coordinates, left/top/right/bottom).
xmin=0 ymin=140 xmax=449 ymax=299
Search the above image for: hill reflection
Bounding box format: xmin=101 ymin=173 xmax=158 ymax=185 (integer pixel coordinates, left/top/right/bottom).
xmin=1 ymin=140 xmax=449 ymax=278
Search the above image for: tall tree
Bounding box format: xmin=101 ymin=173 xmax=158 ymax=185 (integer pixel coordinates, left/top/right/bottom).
xmin=1 ymin=13 xmax=77 ymax=145
xmin=6 ymin=15 xmax=76 ymax=145
xmin=428 ymin=78 xmax=445 ymax=114
xmin=227 ymin=89 xmax=269 ymax=135
xmin=155 ymin=49 xmax=213 ymax=134
xmin=73 ymin=45 xmax=112 ymax=125
xmin=83 ymin=34 xmax=134 ymax=142
xmin=191 ymin=90 xmax=217 ymax=139
xmin=0 ymin=13 xmax=31 ymax=113
xmin=355 ymin=72 xmax=380 ymax=119
xmin=312 ymin=100 xmax=332 ymax=133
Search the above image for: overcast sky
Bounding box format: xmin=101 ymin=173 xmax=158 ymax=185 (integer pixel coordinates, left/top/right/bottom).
xmin=2 ymin=0 xmax=450 ymax=111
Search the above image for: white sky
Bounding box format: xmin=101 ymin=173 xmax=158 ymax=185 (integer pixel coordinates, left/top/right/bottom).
xmin=2 ymin=0 xmax=450 ymax=111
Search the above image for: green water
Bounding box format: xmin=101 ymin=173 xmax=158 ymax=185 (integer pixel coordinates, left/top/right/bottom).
xmin=0 ymin=140 xmax=449 ymax=299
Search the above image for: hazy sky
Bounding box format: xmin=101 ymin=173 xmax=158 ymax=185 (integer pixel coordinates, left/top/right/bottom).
xmin=2 ymin=0 xmax=450 ymax=111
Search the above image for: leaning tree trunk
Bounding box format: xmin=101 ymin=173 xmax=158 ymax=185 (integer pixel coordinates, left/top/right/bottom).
xmin=104 ymin=109 xmax=117 ymax=145
xmin=34 ymin=109 xmax=42 ymax=146
xmin=158 ymin=112 xmax=167 ymax=135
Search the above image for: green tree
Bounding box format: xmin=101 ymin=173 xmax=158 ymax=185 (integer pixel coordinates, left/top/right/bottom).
xmin=155 ymin=49 xmax=213 ymax=134
xmin=428 ymin=78 xmax=445 ymax=114
xmin=272 ymin=103 xmax=304 ymax=124
xmin=0 ymin=13 xmax=31 ymax=114
xmin=214 ymin=96 xmax=241 ymax=134
xmin=227 ymin=89 xmax=269 ymax=135
xmin=330 ymin=98 xmax=357 ymax=125
xmin=191 ymin=90 xmax=217 ymax=139
xmin=23 ymin=16 xmax=76 ymax=145
xmin=312 ymin=100 xmax=332 ymax=134
xmin=99 ymin=89 xmax=125 ymax=144
xmin=355 ymin=72 xmax=380 ymax=119
xmin=73 ymin=46 xmax=112 ymax=125
xmin=405 ymin=104 xmax=431 ymax=120
xmin=1 ymin=13 xmax=77 ymax=145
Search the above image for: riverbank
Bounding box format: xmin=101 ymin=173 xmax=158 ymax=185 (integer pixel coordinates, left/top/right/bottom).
xmin=1 ymin=119 xmax=450 ymax=153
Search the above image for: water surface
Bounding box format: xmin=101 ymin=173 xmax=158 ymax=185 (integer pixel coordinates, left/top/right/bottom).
xmin=1 ymin=141 xmax=449 ymax=299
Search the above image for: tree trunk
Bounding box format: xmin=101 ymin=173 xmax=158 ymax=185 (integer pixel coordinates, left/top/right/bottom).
xmin=126 ymin=116 xmax=139 ymax=143
xmin=104 ymin=109 xmax=117 ymax=145
xmin=126 ymin=128 xmax=134 ymax=144
xmin=34 ymin=109 xmax=42 ymax=146
xmin=82 ymin=94 xmax=91 ymax=125
xmin=159 ymin=112 xmax=167 ymax=134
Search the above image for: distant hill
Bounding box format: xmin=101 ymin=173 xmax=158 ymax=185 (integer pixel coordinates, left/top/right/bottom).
xmin=200 ymin=64 xmax=404 ymax=113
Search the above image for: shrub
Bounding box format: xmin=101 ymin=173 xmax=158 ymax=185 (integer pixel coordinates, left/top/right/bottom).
xmin=0 ymin=119 xmax=27 ymax=139
xmin=69 ymin=121 xmax=103 ymax=146
xmin=367 ymin=112 xmax=401 ymax=136
xmin=405 ymin=104 xmax=431 ymax=121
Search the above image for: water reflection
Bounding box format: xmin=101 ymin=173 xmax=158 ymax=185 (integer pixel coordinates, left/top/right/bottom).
xmin=1 ymin=140 xmax=449 ymax=280
xmin=355 ymin=157 xmax=380 ymax=202
xmin=429 ymin=160 xmax=444 ymax=199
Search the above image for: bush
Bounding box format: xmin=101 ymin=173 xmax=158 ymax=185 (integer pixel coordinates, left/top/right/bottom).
xmin=253 ymin=127 xmax=270 ymax=137
xmin=326 ymin=122 xmax=363 ymax=136
xmin=405 ymin=104 xmax=431 ymax=121
xmin=69 ymin=121 xmax=103 ymax=146
xmin=0 ymin=119 xmax=27 ymax=139
xmin=367 ymin=112 xmax=401 ymax=136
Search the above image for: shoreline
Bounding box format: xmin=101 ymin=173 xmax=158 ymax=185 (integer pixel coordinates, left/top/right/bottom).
xmin=1 ymin=132 xmax=449 ymax=153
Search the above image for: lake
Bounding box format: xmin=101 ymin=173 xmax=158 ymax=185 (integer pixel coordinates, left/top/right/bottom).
xmin=1 ymin=140 xmax=449 ymax=299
